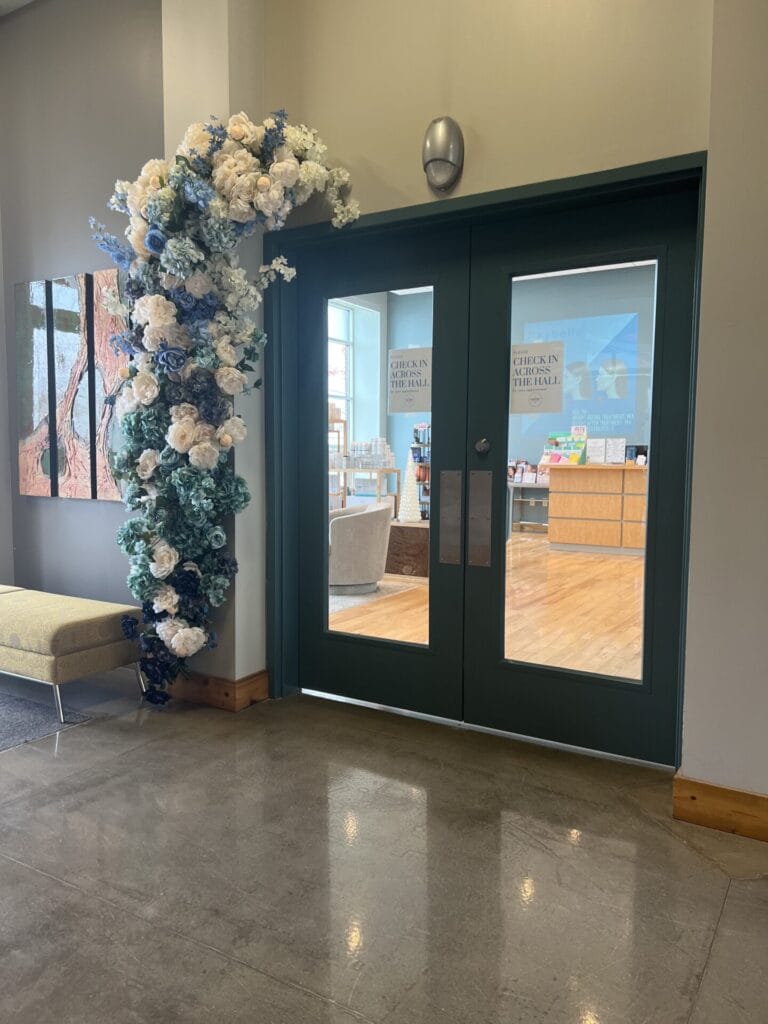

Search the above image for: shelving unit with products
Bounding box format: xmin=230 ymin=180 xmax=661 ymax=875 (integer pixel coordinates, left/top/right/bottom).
xmin=410 ymin=424 xmax=431 ymax=521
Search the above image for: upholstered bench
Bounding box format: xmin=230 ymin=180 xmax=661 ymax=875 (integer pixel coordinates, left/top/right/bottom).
xmin=0 ymin=586 xmax=144 ymax=723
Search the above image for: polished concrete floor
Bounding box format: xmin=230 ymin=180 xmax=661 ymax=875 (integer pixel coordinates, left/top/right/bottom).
xmin=0 ymin=670 xmax=767 ymax=1023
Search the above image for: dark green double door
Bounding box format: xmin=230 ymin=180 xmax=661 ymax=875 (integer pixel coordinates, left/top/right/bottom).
xmin=276 ymin=170 xmax=700 ymax=764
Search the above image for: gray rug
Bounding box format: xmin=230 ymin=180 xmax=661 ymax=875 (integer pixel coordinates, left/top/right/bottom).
xmin=0 ymin=690 xmax=90 ymax=752
xmin=329 ymin=579 xmax=419 ymax=615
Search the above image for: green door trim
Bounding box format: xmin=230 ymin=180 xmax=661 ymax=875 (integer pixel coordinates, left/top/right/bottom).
xmin=264 ymin=152 xmax=705 ymax=766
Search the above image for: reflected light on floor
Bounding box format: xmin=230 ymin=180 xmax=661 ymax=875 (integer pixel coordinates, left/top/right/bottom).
xmin=343 ymin=810 xmax=359 ymax=845
xmin=568 ymin=828 xmax=582 ymax=844
xmin=581 ymin=1010 xmax=600 ymax=1024
xmin=346 ymin=917 xmax=364 ymax=956
xmin=519 ymin=876 xmax=535 ymax=905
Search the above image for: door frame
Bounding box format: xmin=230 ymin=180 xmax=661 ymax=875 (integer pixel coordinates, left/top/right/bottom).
xmin=264 ymin=152 xmax=706 ymax=765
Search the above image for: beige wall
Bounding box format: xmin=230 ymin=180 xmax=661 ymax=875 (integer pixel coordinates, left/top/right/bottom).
xmin=264 ymin=0 xmax=712 ymax=214
xmin=681 ymin=0 xmax=768 ymax=794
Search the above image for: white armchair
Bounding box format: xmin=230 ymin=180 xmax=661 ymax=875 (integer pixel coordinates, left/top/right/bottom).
xmin=329 ymin=503 xmax=392 ymax=595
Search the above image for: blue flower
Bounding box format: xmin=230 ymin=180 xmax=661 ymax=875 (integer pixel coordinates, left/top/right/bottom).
xmin=208 ymin=525 xmax=227 ymax=549
xmin=168 ymin=287 xmax=196 ymax=313
xmin=145 ymin=225 xmax=168 ymax=255
xmin=155 ymin=346 xmax=188 ymax=373
xmin=121 ymin=614 xmax=139 ymax=639
xmin=182 ymin=176 xmax=216 ymax=210
xmin=90 ymin=219 xmax=135 ymax=271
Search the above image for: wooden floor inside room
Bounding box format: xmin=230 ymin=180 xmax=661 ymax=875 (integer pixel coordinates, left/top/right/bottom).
xmin=328 ymin=535 xmax=644 ymax=679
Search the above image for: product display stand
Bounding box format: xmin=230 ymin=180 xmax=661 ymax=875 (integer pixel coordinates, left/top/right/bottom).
xmin=399 ymin=452 xmax=422 ymax=523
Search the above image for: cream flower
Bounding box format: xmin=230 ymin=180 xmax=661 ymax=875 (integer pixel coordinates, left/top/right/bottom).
xmin=136 ymin=448 xmax=160 ymax=481
xmin=166 ymin=417 xmax=197 ymax=453
xmin=149 ymin=540 xmax=180 ymax=580
xmin=256 ymin=175 xmax=271 ymax=193
xmin=188 ymin=440 xmax=220 ymax=470
xmin=177 ymin=122 xmax=213 ymax=162
xmin=215 ymin=366 xmax=247 ymax=395
xmin=132 ymin=370 xmax=160 ymax=406
xmin=192 ymin=422 xmax=217 ymax=444
xmin=170 ymin=403 xmax=199 ymax=423
xmin=227 ymin=111 xmax=258 ymax=147
xmin=134 ymin=352 xmax=153 ymax=372
xmin=156 ymin=616 xmax=187 ymax=644
xmin=132 ymin=293 xmax=178 ymax=328
xmin=160 ymin=272 xmax=183 ymax=290
xmin=184 ymin=269 xmax=214 ymax=298
xmin=217 ymin=416 xmax=247 ymax=446
xmin=152 ymin=584 xmax=179 ymax=616
xmin=270 ymin=158 xmax=300 ymax=187
xmin=127 ymin=217 xmax=149 ymax=258
xmin=138 ymin=158 xmax=170 ymax=190
xmin=115 ymin=384 xmax=139 ymax=421
xmin=168 ymin=626 xmax=207 ymax=658
xmin=214 ymin=338 xmax=238 ymax=366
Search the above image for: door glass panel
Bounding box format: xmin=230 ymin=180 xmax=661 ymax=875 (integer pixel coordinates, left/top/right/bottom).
xmin=327 ymin=288 xmax=433 ymax=645
xmin=505 ymin=262 xmax=657 ymax=681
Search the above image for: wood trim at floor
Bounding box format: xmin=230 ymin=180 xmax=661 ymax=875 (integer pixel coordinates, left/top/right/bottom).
xmin=673 ymin=775 xmax=768 ymax=843
xmin=168 ymin=670 xmax=268 ymax=712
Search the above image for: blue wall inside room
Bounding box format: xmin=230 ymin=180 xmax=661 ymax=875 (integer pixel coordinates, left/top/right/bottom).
xmin=386 ymin=291 xmax=434 ymax=483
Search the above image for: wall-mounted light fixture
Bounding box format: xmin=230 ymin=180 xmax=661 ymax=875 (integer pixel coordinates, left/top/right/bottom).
xmin=422 ymin=116 xmax=464 ymax=193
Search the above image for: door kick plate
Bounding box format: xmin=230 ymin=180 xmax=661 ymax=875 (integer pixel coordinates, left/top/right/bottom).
xmin=467 ymin=470 xmax=492 ymax=567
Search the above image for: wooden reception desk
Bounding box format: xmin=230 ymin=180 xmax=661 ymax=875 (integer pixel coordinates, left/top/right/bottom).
xmin=548 ymin=464 xmax=647 ymax=552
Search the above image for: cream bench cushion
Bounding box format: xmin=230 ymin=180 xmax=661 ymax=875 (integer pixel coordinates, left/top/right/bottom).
xmin=0 ymin=588 xmax=138 ymax=685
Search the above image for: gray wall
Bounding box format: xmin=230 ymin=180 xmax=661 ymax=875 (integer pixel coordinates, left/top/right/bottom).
xmin=0 ymin=0 xmax=163 ymax=601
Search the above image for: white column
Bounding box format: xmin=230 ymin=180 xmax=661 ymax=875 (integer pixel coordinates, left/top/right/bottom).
xmin=161 ymin=0 xmax=268 ymax=681
xmin=682 ymin=0 xmax=768 ymax=794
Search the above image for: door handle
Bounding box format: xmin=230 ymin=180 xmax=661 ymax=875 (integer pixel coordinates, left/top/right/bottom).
xmin=467 ymin=470 xmax=493 ymax=567
xmin=438 ymin=470 xmax=462 ymax=565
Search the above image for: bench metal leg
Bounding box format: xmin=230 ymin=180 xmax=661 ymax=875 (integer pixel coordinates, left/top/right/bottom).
xmin=52 ymin=684 xmax=65 ymax=725
xmin=134 ymin=662 xmax=148 ymax=696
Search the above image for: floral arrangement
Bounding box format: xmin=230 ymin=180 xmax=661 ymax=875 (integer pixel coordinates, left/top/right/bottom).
xmin=92 ymin=110 xmax=358 ymax=703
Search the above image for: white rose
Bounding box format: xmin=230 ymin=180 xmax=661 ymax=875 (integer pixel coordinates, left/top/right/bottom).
xmin=170 ymin=403 xmax=199 ymax=423
xmin=132 ymin=370 xmax=160 ymax=406
xmin=166 ymin=417 xmax=197 ymax=453
xmin=228 ymin=196 xmax=257 ymax=224
xmin=215 ymin=338 xmax=238 ymax=366
xmin=152 ymin=584 xmax=179 ymax=616
xmin=256 ymin=175 xmax=271 ymax=193
xmin=139 ymin=158 xmax=170 ymax=189
xmin=149 ymin=540 xmax=180 ymax=580
xmin=126 ymin=183 xmax=148 ymax=218
xmin=169 ymin=626 xmax=208 ymax=658
xmin=136 ymin=448 xmax=159 ymax=481
xmin=215 ymin=366 xmax=247 ymax=395
xmin=227 ymin=111 xmax=258 ymax=147
xmin=115 ymin=384 xmax=139 ymax=421
xmin=133 ymin=294 xmax=178 ymax=328
xmin=156 ymin=616 xmax=187 ymax=644
xmin=217 ymin=416 xmax=247 ymax=446
xmin=177 ymin=123 xmax=213 ymax=162
xmin=127 ymin=217 xmax=149 ymax=258
xmin=184 ymin=269 xmax=214 ymax=298
xmin=188 ymin=440 xmax=220 ymax=470
xmin=270 ymin=158 xmax=300 ymax=187
xmin=135 ymin=352 xmax=153 ymax=372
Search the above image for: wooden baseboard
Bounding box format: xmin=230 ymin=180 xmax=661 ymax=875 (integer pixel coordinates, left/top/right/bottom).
xmin=167 ymin=669 xmax=268 ymax=712
xmin=673 ymin=775 xmax=768 ymax=843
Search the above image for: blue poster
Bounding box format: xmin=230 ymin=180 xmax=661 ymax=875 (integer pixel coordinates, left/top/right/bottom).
xmin=519 ymin=312 xmax=641 ymax=441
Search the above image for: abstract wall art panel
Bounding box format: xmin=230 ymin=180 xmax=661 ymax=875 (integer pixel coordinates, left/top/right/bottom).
xmin=14 ymin=270 xmax=128 ymax=501
xmin=93 ymin=269 xmax=126 ymax=500
xmin=16 ymin=280 xmax=54 ymax=496
xmin=52 ymin=275 xmax=91 ymax=499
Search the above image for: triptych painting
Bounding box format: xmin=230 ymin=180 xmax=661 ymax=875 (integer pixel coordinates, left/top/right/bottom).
xmin=15 ymin=269 xmax=127 ymax=501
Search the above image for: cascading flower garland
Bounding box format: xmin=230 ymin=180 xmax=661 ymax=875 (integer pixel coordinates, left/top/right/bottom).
xmin=92 ymin=110 xmax=359 ymax=703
